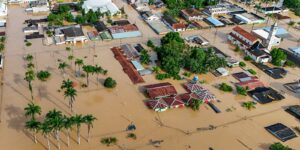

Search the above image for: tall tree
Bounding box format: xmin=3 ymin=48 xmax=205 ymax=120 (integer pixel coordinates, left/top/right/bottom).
xmin=25 ymin=119 xmax=41 ymax=144
xmin=83 ymin=114 xmax=97 ymax=142
xmin=61 ymin=79 xmax=73 ymax=90
xmin=24 ymin=69 xmax=35 ymax=101
xmin=75 ymin=59 xmax=84 ymax=77
xmin=71 ymin=114 xmax=84 ymax=144
xmin=82 ymin=65 xmax=95 ymax=86
xmin=24 ymin=102 xmax=41 ymax=120
xmin=94 ymin=65 xmax=106 ymax=84
xmin=36 ymin=70 xmax=51 ymax=81
xmin=64 ymin=87 xmax=77 ymax=112
xmin=46 ymin=110 xmax=63 ymax=150
xmin=62 ymin=115 xmax=73 ymax=147
xmin=270 ymin=48 xmax=287 ymax=66
xmin=40 ymin=122 xmax=53 ymax=150
xmin=58 ymin=62 xmax=68 ymax=75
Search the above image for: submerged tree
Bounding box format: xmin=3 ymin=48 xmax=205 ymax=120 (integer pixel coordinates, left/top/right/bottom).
xmin=64 ymin=87 xmax=77 ymax=112
xmin=24 ymin=69 xmax=35 ymax=101
xmin=71 ymin=114 xmax=84 ymax=144
xmin=83 ymin=114 xmax=97 ymax=142
xmin=24 ymin=102 xmax=42 ymax=120
xmin=82 ymin=65 xmax=95 ymax=86
xmin=25 ymin=119 xmax=41 ymax=144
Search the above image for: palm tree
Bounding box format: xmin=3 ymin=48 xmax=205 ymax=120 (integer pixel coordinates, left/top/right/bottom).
xmin=242 ymin=101 xmax=256 ymax=110
xmin=0 ymin=43 xmax=4 ymax=52
xmin=83 ymin=114 xmax=97 ymax=142
xmin=71 ymin=114 xmax=84 ymax=144
xmin=24 ymin=69 xmax=35 ymax=100
xmin=287 ymin=21 xmax=295 ymax=31
xmin=40 ymin=122 xmax=53 ymax=150
xmin=65 ymin=47 xmax=71 ymax=52
xmin=25 ymin=54 xmax=34 ymax=62
xmin=64 ymin=87 xmax=77 ymax=112
xmin=82 ymin=65 xmax=95 ymax=86
xmin=61 ymin=79 xmax=73 ymax=90
xmin=27 ymin=62 xmax=35 ymax=69
xmin=75 ymin=59 xmax=84 ymax=77
xmin=24 ymin=102 xmax=42 ymax=120
xmin=46 ymin=110 xmax=63 ymax=150
xmin=94 ymin=65 xmax=107 ymax=85
xmin=25 ymin=119 xmax=41 ymax=143
xmin=152 ymin=66 xmax=161 ymax=74
xmin=62 ymin=115 xmax=73 ymax=147
xmin=58 ymin=62 xmax=68 ymax=75
xmin=189 ymin=99 xmax=203 ymax=111
xmin=68 ymin=55 xmax=74 ymax=68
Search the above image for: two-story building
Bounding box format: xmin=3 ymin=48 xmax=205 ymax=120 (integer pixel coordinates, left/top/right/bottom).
xmin=180 ymin=8 xmax=204 ymax=21
xmin=162 ymin=15 xmax=186 ymax=32
xmin=228 ymin=26 xmax=259 ymax=50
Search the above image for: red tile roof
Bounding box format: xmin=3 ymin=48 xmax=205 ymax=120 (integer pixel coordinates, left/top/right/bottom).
xmin=172 ymin=23 xmax=186 ymax=29
xmin=161 ymin=95 xmax=185 ymax=108
xmin=146 ymin=99 xmax=168 ymax=110
xmin=229 ymin=32 xmax=251 ymax=48
xmin=236 ymin=79 xmax=265 ymax=90
xmin=232 ymin=26 xmax=258 ymax=42
xmin=144 ymin=82 xmax=177 ymax=99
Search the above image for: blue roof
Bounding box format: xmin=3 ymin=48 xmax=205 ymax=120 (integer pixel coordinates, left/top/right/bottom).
xmin=289 ymin=46 xmax=300 ymax=55
xmin=206 ymin=17 xmax=224 ymax=27
xmin=131 ymin=60 xmax=145 ymax=71
xmin=263 ymin=26 xmax=288 ymax=36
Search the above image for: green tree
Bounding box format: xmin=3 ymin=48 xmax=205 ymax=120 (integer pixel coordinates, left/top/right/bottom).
xmin=188 ymin=99 xmax=203 ymax=111
xmin=75 ymin=15 xmax=86 ymax=24
xmin=270 ymin=48 xmax=287 ymax=66
xmin=236 ymin=86 xmax=247 ymax=96
xmin=45 ymin=109 xmax=63 ymax=150
xmin=25 ymin=54 xmax=34 ymax=62
xmin=104 ymin=77 xmax=117 ymax=88
xmin=24 ymin=102 xmax=41 ymax=120
xmin=147 ymin=40 xmax=155 ymax=48
xmin=40 ymin=122 xmax=53 ymax=150
xmin=83 ymin=114 xmax=97 ymax=142
xmin=269 ymin=142 xmax=294 ymax=150
xmin=64 ymin=87 xmax=77 ymax=112
xmin=25 ymin=119 xmax=41 ymax=144
xmin=140 ymin=49 xmax=150 ymax=64
xmin=152 ymin=66 xmax=161 ymax=74
xmin=0 ymin=43 xmax=5 ymax=52
xmin=62 ymin=115 xmax=73 ymax=147
xmin=287 ymin=21 xmax=295 ymax=31
xmin=239 ymin=61 xmax=246 ymax=67
xmin=101 ymin=137 xmax=118 ymax=146
xmin=36 ymin=70 xmax=51 ymax=81
xmin=71 ymin=114 xmax=84 ymax=144
xmin=242 ymin=101 xmax=256 ymax=110
xmin=61 ymin=79 xmax=73 ymax=90
xmin=58 ymin=62 xmax=68 ymax=74
xmin=219 ymin=83 xmax=233 ymax=92
xmin=27 ymin=62 xmax=35 ymax=69
xmin=24 ymin=69 xmax=35 ymax=101
xmin=94 ymin=65 xmax=107 ymax=85
xmin=82 ymin=65 xmax=95 ymax=86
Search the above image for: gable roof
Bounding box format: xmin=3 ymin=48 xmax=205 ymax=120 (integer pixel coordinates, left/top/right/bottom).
xmin=232 ymin=26 xmax=257 ymax=42
xmin=181 ymin=8 xmax=202 ymax=17
xmin=62 ymin=26 xmax=84 ymax=37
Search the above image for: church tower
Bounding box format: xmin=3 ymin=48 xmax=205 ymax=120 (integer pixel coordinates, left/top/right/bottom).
xmin=265 ymin=21 xmax=278 ymax=51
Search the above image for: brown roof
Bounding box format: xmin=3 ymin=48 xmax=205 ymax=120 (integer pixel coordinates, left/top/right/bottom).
xmin=161 ymin=95 xmax=185 ymax=108
xmin=181 ymin=8 xmax=202 ymax=17
xmin=232 ymin=26 xmax=257 ymax=42
xmin=172 ymin=23 xmax=186 ymax=29
xmin=144 ymin=82 xmax=177 ymax=99
xmin=229 ymin=32 xmax=251 ymax=48
xmin=236 ymin=79 xmax=265 ymax=90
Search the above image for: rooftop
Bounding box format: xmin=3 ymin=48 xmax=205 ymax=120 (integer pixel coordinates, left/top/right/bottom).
xmin=286 ymin=105 xmax=300 ymax=120
xmin=232 ymin=26 xmax=257 ymax=42
xmin=61 ymin=26 xmax=84 ymax=37
xmin=181 ymin=8 xmax=202 ymax=17
xmin=265 ymin=123 xmax=297 ymax=142
xmin=144 ymin=82 xmax=177 ymax=99
xmin=249 ymin=87 xmax=284 ymax=104
xmin=108 ymin=24 xmax=139 ymax=34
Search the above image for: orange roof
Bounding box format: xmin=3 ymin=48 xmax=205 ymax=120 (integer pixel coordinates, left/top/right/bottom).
xmin=232 ymin=26 xmax=257 ymax=42
xmin=172 ymin=23 xmax=186 ymax=29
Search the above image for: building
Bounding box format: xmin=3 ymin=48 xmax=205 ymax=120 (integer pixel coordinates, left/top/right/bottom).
xmin=146 ymin=20 xmax=171 ymax=35
xmin=181 ymin=8 xmax=204 ymax=21
xmin=285 ymin=105 xmax=300 ymax=120
xmin=248 ymin=87 xmax=284 ymax=104
xmin=141 ymin=11 xmax=160 ymax=21
xmin=145 ymin=99 xmax=168 ymax=112
xmin=0 ymin=1 xmax=7 ymax=17
xmin=160 ymin=95 xmax=185 ymax=109
xmin=204 ymin=17 xmax=225 ymax=27
xmin=288 ymin=46 xmax=300 ymax=57
xmin=232 ymin=72 xmax=257 ymax=82
xmin=144 ymin=82 xmax=177 ymax=99
xmin=184 ymin=83 xmax=216 ymax=103
xmin=162 ymin=15 xmax=186 ymax=32
xmin=259 ymin=6 xmax=282 ymax=14
xmin=203 ymin=5 xmax=228 ymax=16
xmin=284 ymin=80 xmax=300 ymax=93
xmin=82 ymin=0 xmax=119 ymax=15
xmin=23 ymin=26 xmax=39 ymax=34
xmin=108 ymin=24 xmax=142 ymax=39
xmin=54 ymin=25 xmax=88 ymax=44
xmin=120 ymin=44 xmax=139 ymax=60
xmin=265 ymin=123 xmax=297 ymax=142
xmin=228 ymin=26 xmax=259 ymax=50
xmin=246 ymin=42 xmax=272 ymax=63
xmin=236 ymin=79 xmax=265 ymax=90
xmin=93 ymin=21 xmax=108 ymax=33
xmin=233 ymin=13 xmax=265 ymax=24
xmin=216 ymin=67 xmax=229 ymax=76
xmin=25 ymin=0 xmax=49 ymax=13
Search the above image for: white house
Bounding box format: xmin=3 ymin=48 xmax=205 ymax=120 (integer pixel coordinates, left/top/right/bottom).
xmin=228 ymin=26 xmax=259 ymax=50
xmin=180 ymin=9 xmax=204 ymax=21
xmin=25 ymin=0 xmax=49 ymax=13
xmin=252 ymin=23 xmax=281 ymax=51
xmin=203 ymin=5 xmax=228 ymax=16
xmin=54 ymin=25 xmax=88 ymax=45
xmin=246 ymin=42 xmax=272 ymax=63
xmin=82 ymin=0 xmax=119 ymax=15
xmin=141 ymin=11 xmax=159 ymax=21
xmin=0 ymin=1 xmax=7 ymax=17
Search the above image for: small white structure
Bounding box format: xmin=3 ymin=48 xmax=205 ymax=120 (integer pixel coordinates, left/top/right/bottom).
xmin=216 ymin=67 xmax=229 ymax=76
xmin=25 ymin=0 xmax=49 ymax=13
xmin=0 ymin=53 xmax=3 ymax=69
xmin=0 ymin=1 xmax=7 ymax=17
xmin=82 ymin=0 xmax=119 ymax=15
xmin=203 ymin=5 xmax=228 ymax=16
xmin=181 ymin=9 xmax=204 ymax=21
xmin=259 ymin=7 xmax=282 ymax=14
xmin=141 ymin=11 xmax=160 ymax=21
xmin=54 ymin=25 xmax=88 ymax=45
xmin=23 ymin=26 xmax=39 ymax=34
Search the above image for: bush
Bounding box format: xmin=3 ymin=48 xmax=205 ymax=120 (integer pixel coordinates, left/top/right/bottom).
xmin=127 ymin=133 xmax=137 ymax=140
xmin=269 ymin=142 xmax=294 ymax=150
xmin=247 ymin=69 xmax=256 ymax=75
xmin=26 ymin=42 xmax=32 ymax=47
xmin=101 ymin=137 xmax=117 ymax=146
xmin=234 ymin=45 xmax=241 ymax=52
xmin=147 ymin=40 xmax=155 ymax=48
xmin=156 ymin=73 xmax=171 ymax=80
xmin=183 ymin=71 xmax=192 ymax=77
xmin=104 ymin=77 xmax=117 ymax=88
xmin=236 ymin=86 xmax=247 ymax=96
xmin=244 ymin=56 xmax=252 ymax=61
xmin=36 ymin=70 xmax=51 ymax=81
xmin=219 ymin=83 xmax=233 ymax=92
xmin=239 ymin=61 xmax=246 ymax=67
xmin=285 ymin=60 xmax=296 ymax=68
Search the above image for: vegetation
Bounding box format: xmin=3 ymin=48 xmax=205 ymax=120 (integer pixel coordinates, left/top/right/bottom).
xmin=287 ymin=21 xmax=296 ymax=31
xmin=82 ymin=65 xmax=95 ymax=86
xmin=83 ymin=114 xmax=97 ymax=142
xmin=285 ymin=60 xmax=296 ymax=68
xmin=156 ymin=73 xmax=171 ymax=80
xmin=75 ymin=58 xmax=84 ymax=77
xmin=24 ymin=103 xmax=42 ymax=120
xmin=269 ymin=142 xmax=294 ymax=150
xmin=101 ymin=137 xmax=118 ymax=146
xmin=219 ymin=83 xmax=233 ymax=92
xmin=147 ymin=40 xmax=155 ymax=48
xmin=152 ymin=66 xmax=161 ymax=74
xmin=244 ymin=56 xmax=252 ymax=61
xmin=188 ymin=99 xmax=203 ymax=111
xmin=284 ymin=0 xmax=300 ymax=16
xmin=104 ymin=77 xmax=117 ymax=88
xmin=127 ymin=133 xmax=137 ymax=140
xmin=36 ymin=70 xmax=51 ymax=81
xmin=24 ymin=69 xmax=35 ymax=100
xmin=140 ymin=49 xmax=151 ymax=64
xmin=242 ymin=101 xmax=256 ymax=110
xmin=183 ymin=71 xmax=192 ymax=77
xmin=247 ymin=69 xmax=257 ymax=75
xmin=270 ymin=48 xmax=287 ymax=66
xmin=236 ymin=86 xmax=248 ymax=96
xmin=239 ymin=61 xmax=246 ymax=67
xmin=26 ymin=42 xmax=32 ymax=47
xmin=234 ymin=45 xmax=241 ymax=52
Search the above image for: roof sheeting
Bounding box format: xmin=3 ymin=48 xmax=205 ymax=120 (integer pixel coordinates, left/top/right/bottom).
xmin=206 ymin=17 xmax=224 ymax=27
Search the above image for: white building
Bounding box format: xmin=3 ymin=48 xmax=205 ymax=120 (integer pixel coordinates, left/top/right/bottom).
xmin=141 ymin=11 xmax=159 ymax=21
xmin=181 ymin=9 xmax=204 ymax=21
xmin=54 ymin=25 xmax=88 ymax=45
xmin=228 ymin=26 xmax=259 ymax=50
xmin=25 ymin=0 xmax=49 ymax=13
xmin=203 ymin=5 xmax=228 ymax=16
xmin=82 ymin=0 xmax=119 ymax=15
xmin=0 ymin=1 xmax=7 ymax=17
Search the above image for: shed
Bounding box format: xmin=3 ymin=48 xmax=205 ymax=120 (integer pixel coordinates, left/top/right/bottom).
xmin=216 ymin=67 xmax=229 ymax=76
xmin=265 ymin=123 xmax=297 ymax=142
xmin=131 ymin=60 xmax=144 ymax=71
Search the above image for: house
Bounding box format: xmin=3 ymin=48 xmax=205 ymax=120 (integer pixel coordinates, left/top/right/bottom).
xmin=146 ymin=99 xmax=168 ymax=112
xmin=146 ymin=20 xmax=171 ymax=35
xmin=120 ymin=44 xmax=140 ymax=60
xmin=87 ymin=31 xmax=100 ymax=41
xmin=134 ymin=2 xmax=150 ymax=12
xmin=131 ymin=60 xmax=145 ymax=71
xmin=112 ymin=20 xmax=131 ymax=26
xmin=236 ymin=79 xmax=265 ymax=90
xmin=93 ymin=21 xmax=108 ymax=33
xmin=265 ymin=123 xmax=297 ymax=142
xmin=179 ymin=93 xmax=201 ymax=105
xmin=144 ymin=82 xmax=177 ymax=99
xmin=162 ymin=15 xmax=186 ymax=32
xmin=23 ymin=26 xmax=39 ymax=34
xmin=232 ymin=72 xmax=257 ymax=82
xmin=216 ymin=67 xmax=229 ymax=76
xmin=184 ymin=83 xmax=216 ymax=103
xmin=54 ymin=25 xmax=88 ymax=44
xmin=233 ymin=13 xmax=265 ymax=24
xmin=108 ymin=24 xmax=142 ymax=39
xmin=248 ymin=87 xmax=284 ymax=104
xmin=203 ymin=5 xmax=228 ymax=16
xmin=246 ymin=44 xmax=272 ymax=63
xmin=204 ymin=17 xmax=225 ymax=27
xmin=228 ymin=26 xmax=259 ymax=50
xmin=0 ymin=1 xmax=7 ymax=17
xmin=285 ymin=105 xmax=300 ymax=120
xmin=141 ymin=11 xmax=160 ymax=21
xmin=160 ymin=95 xmax=185 ymax=108
xmin=264 ymin=67 xmax=287 ymax=79
xmin=284 ymin=80 xmax=300 ymax=93
xmin=82 ymin=0 xmax=119 ymax=15
xmin=181 ymin=8 xmax=204 ymax=21
xmin=25 ymin=0 xmax=49 ymax=13
xmin=259 ymin=6 xmax=282 ymax=14
xmin=226 ymin=57 xmax=240 ymax=67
